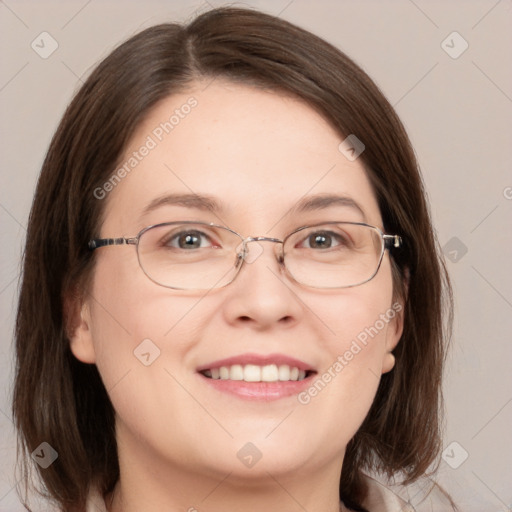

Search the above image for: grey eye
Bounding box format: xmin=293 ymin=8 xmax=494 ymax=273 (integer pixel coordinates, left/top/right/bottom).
xmin=308 ymin=232 xmax=333 ymax=249
xmin=168 ymin=230 xmax=211 ymax=249
xmin=302 ymin=231 xmax=345 ymax=249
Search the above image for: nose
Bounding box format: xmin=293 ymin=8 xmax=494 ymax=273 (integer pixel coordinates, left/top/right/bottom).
xmin=221 ymin=239 xmax=303 ymax=331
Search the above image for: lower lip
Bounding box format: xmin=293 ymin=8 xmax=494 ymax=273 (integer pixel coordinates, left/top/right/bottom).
xmin=198 ymin=373 xmax=315 ymax=401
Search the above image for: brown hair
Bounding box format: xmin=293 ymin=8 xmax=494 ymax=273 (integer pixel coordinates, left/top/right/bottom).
xmin=13 ymin=7 xmax=452 ymax=511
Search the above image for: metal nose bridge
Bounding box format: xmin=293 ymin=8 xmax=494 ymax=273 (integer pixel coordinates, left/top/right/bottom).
xmin=237 ymin=236 xmax=285 ymax=266
xmin=244 ymin=236 xmax=283 ymax=244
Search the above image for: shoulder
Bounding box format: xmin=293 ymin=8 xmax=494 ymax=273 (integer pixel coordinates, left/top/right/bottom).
xmin=362 ymin=473 xmax=457 ymax=512
xmin=362 ymin=474 xmax=415 ymax=511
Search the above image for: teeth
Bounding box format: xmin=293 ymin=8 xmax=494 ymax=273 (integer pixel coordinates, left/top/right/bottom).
xmin=278 ymin=364 xmax=290 ymax=381
xmin=244 ymin=364 xmax=261 ymax=382
xmin=206 ymin=364 xmax=308 ymax=382
xmin=230 ymin=364 xmax=244 ymax=380
xmin=261 ymin=364 xmax=278 ymax=382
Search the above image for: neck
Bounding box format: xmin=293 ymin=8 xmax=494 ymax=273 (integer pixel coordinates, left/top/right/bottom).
xmin=108 ymin=481 xmax=346 ymax=512
xmin=107 ymin=437 xmax=346 ymax=512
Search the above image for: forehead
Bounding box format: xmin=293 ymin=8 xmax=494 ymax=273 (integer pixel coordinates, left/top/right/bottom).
xmin=101 ymin=80 xmax=381 ymax=234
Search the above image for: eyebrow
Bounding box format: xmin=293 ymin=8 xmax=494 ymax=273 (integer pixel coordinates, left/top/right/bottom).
xmin=140 ymin=193 xmax=220 ymax=217
xmin=292 ymin=194 xmax=366 ymax=219
xmin=140 ymin=192 xmax=366 ymax=222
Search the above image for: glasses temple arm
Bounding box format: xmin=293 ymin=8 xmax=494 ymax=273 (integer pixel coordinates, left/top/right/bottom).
xmin=88 ymin=237 xmax=137 ymax=250
xmin=383 ymin=234 xmax=402 ymax=249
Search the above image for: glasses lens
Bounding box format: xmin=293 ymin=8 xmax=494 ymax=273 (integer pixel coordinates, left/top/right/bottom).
xmin=283 ymin=223 xmax=384 ymax=288
xmin=137 ymin=223 xmax=242 ymax=290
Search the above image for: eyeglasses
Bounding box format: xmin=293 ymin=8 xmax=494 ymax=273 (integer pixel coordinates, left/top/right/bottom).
xmin=88 ymin=221 xmax=402 ymax=290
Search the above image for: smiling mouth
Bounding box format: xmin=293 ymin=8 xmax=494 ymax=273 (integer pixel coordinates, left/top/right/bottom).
xmin=200 ymin=364 xmax=315 ymax=382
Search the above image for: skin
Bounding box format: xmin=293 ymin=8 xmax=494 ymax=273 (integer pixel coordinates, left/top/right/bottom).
xmin=70 ymin=80 xmax=403 ymax=512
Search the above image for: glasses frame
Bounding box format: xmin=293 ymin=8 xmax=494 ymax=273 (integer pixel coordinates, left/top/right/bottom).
xmin=88 ymin=221 xmax=402 ymax=290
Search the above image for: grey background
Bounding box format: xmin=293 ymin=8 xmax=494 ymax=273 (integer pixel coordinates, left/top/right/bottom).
xmin=1 ymin=0 xmax=511 ymax=510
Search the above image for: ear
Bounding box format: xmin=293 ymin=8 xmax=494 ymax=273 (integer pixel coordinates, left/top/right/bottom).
xmin=381 ymin=301 xmax=405 ymax=374
xmin=382 ymin=266 xmax=409 ymax=374
xmin=64 ymin=289 xmax=96 ymax=364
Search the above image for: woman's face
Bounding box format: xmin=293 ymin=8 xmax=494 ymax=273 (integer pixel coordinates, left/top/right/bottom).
xmin=71 ymin=81 xmax=402 ymax=487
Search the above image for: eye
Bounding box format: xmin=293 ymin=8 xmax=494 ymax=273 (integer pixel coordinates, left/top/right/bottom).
xmin=299 ymin=230 xmax=346 ymax=249
xmin=165 ymin=230 xmax=216 ymax=250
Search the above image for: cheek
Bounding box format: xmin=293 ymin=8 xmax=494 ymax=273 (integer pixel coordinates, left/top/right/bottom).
xmin=297 ymin=261 xmax=395 ymax=437
xmin=86 ymin=259 xmax=216 ymax=458
xmin=87 ymin=254 xmax=207 ymax=389
xmin=320 ymin=257 xmax=394 ymax=351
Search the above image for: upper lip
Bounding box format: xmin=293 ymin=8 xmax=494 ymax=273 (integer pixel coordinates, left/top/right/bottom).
xmin=197 ymin=353 xmax=316 ymax=372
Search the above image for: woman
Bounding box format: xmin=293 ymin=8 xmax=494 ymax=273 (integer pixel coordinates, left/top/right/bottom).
xmin=13 ymin=7 xmax=455 ymax=512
